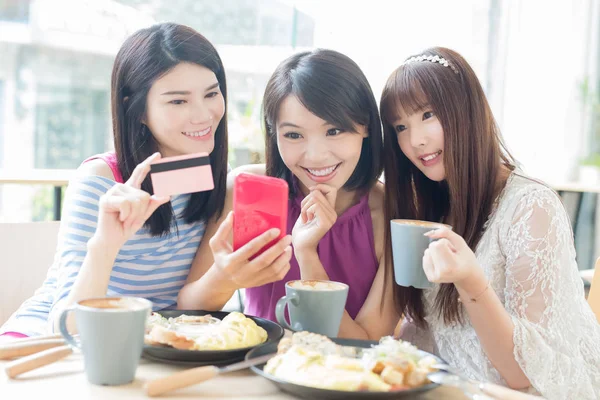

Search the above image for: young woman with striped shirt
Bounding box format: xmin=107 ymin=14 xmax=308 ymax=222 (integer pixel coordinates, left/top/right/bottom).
xmin=0 ymin=23 xmax=290 ymax=338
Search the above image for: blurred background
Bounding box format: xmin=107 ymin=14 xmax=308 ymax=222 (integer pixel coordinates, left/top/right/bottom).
xmin=0 ymin=0 xmax=599 ymax=267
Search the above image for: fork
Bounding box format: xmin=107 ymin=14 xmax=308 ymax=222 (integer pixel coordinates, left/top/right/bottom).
xmin=429 ymin=364 xmax=494 ymax=400
xmin=431 ymin=362 xmax=466 ymax=376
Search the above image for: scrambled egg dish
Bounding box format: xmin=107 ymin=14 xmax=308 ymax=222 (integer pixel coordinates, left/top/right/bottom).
xmin=264 ymin=332 xmax=437 ymax=392
xmin=145 ymin=312 xmax=268 ymax=351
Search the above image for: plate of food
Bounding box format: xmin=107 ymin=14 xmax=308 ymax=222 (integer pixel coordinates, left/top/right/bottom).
xmin=144 ymin=310 xmax=284 ymax=366
xmin=246 ymin=331 xmax=441 ymax=399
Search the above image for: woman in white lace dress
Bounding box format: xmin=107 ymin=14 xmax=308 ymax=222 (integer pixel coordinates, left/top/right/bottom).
xmin=379 ymin=47 xmax=600 ymax=400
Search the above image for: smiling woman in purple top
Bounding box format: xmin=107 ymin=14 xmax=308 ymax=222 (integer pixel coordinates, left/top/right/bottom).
xmin=179 ymin=49 xmax=399 ymax=340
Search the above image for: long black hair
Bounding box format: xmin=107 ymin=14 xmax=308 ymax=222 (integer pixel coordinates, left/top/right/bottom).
xmin=111 ymin=23 xmax=228 ymax=236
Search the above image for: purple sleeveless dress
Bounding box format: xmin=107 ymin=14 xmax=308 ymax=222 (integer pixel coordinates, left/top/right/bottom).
xmin=244 ymin=185 xmax=379 ymax=322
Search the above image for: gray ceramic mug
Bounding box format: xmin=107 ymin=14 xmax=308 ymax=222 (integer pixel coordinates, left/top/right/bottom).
xmin=390 ymin=219 xmax=452 ymax=289
xmin=59 ymin=297 xmax=152 ymax=386
xmin=275 ymin=280 xmax=348 ymax=337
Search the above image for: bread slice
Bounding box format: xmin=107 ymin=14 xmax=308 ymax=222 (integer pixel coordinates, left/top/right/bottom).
xmin=147 ymin=325 xmax=197 ymax=350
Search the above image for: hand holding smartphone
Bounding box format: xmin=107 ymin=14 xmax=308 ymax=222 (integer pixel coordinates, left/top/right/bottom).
xmin=233 ymin=173 xmax=288 ymax=258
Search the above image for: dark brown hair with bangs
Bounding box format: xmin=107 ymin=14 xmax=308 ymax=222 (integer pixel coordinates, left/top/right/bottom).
xmin=380 ymin=47 xmax=516 ymax=327
xmin=263 ymin=49 xmax=383 ymax=198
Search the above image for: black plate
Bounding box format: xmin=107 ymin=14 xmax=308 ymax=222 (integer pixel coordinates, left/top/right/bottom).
xmin=246 ymin=338 xmax=440 ymax=399
xmin=143 ymin=310 xmax=284 ymax=366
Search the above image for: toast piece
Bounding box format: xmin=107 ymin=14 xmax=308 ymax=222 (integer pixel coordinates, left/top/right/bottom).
xmin=145 ymin=313 xmax=217 ymax=349
xmin=147 ymin=325 xmax=197 ymax=350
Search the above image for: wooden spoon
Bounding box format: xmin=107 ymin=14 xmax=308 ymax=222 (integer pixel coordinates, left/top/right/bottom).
xmin=4 ymin=345 xmax=73 ymax=379
xmin=0 ymin=338 xmax=66 ymax=360
xmin=145 ymin=353 xmax=275 ymax=397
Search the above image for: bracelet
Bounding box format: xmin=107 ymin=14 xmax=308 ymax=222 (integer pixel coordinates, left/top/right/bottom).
xmin=458 ymin=280 xmax=490 ymax=303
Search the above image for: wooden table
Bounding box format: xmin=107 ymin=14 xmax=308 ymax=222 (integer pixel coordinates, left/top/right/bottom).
xmin=0 ymin=353 xmax=468 ymax=399
xmin=0 ymin=169 xmax=75 ymax=221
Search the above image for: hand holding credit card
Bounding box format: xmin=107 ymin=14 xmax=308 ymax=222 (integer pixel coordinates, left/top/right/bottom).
xmin=150 ymin=152 xmax=213 ymax=197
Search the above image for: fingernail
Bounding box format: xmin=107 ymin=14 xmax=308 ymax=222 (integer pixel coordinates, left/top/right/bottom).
xmin=424 ymin=230 xmax=434 ymax=236
xmin=284 ymin=236 xmax=292 ymax=245
xmin=271 ymin=228 xmax=281 ymax=236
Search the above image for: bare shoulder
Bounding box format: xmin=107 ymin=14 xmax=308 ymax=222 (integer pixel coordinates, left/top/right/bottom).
xmin=75 ymin=159 xmax=116 ymax=181
xmin=368 ymin=181 xmax=385 ymax=213
xmin=368 ymin=182 xmax=386 ymax=261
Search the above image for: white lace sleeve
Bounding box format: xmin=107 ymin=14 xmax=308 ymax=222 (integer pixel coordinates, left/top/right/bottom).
xmin=502 ymin=187 xmax=600 ymax=400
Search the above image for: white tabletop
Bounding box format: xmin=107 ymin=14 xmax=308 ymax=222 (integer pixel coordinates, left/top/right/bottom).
xmin=0 ymin=352 xmax=468 ymax=399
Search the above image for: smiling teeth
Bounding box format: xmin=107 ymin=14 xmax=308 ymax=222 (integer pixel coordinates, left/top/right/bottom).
xmin=422 ymin=151 xmax=441 ymax=161
xmin=307 ymin=165 xmax=337 ymax=176
xmin=183 ymin=127 xmax=210 ymax=137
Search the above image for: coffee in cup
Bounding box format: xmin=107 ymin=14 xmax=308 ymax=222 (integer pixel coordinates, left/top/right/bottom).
xmin=275 ymin=279 xmax=348 ymax=337
xmin=287 ymin=280 xmax=347 ymax=291
xmin=59 ymin=296 xmax=151 ymax=385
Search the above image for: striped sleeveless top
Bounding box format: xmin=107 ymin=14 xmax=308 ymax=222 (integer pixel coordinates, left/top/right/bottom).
xmin=0 ymin=152 xmax=205 ymax=337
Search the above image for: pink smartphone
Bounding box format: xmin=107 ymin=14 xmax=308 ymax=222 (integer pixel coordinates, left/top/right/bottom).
xmin=150 ymin=152 xmax=213 ymax=197
xmin=233 ymin=173 xmax=288 ymax=258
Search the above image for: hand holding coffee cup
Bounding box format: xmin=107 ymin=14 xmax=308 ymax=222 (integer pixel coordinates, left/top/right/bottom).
xmin=423 ymin=227 xmax=486 ymax=295
xmin=58 ymin=297 xmax=151 ymax=385
xmin=275 ymin=280 xmax=348 ymax=337
xmin=390 ymin=219 xmax=452 ymax=289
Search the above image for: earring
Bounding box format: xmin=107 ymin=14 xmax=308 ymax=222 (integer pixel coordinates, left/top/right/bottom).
xmin=141 ymin=124 xmax=151 ymax=137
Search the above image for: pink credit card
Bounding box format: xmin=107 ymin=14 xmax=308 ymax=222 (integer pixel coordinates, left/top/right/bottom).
xmin=150 ymin=152 xmax=214 ymax=197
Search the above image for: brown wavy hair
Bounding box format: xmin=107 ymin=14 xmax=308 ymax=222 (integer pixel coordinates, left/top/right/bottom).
xmin=380 ymin=47 xmax=516 ymax=327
